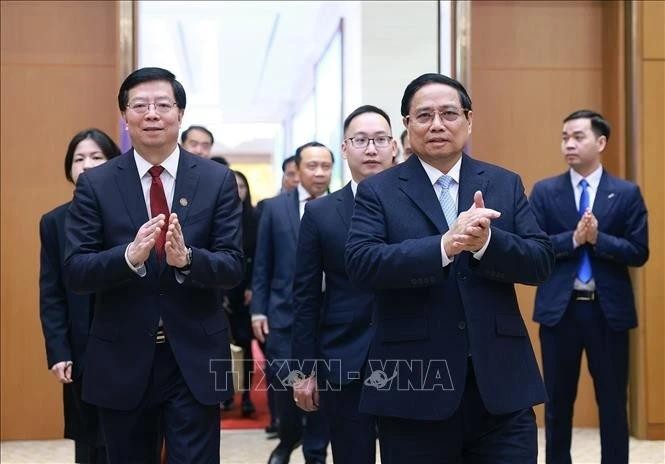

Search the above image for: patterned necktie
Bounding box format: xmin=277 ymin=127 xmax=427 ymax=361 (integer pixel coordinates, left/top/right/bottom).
xmin=577 ymin=179 xmax=592 ymax=282
xmin=436 ymin=174 xmax=457 ymax=228
xmin=148 ymin=166 xmax=169 ymax=260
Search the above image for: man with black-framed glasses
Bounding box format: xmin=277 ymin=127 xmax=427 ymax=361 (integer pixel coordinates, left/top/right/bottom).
xmin=345 ymin=73 xmax=553 ymax=463
xmin=65 ymin=67 xmax=243 ymax=463
xmin=291 ymin=105 xmax=396 ymax=464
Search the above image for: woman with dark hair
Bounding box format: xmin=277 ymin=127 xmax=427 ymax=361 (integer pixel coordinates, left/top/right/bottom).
xmin=221 ymin=170 xmax=258 ymax=416
xmin=40 ymin=128 xmax=120 ymax=463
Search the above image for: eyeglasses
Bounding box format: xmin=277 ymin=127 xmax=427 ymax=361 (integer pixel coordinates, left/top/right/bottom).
xmin=345 ymin=136 xmax=393 ymax=149
xmin=126 ymin=100 xmax=178 ymax=114
xmin=406 ymin=108 xmax=469 ymax=126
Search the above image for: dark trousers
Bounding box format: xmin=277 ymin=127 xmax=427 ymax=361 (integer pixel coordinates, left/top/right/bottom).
xmin=319 ymin=380 xmax=376 ymax=464
xmin=377 ymin=363 xmax=537 ymax=464
xmin=273 ymin=385 xmax=330 ymax=461
xmin=540 ymin=298 xmax=629 ymax=464
xmin=98 ymin=342 xmax=220 ymax=464
xmin=74 ymin=441 xmax=107 ymax=464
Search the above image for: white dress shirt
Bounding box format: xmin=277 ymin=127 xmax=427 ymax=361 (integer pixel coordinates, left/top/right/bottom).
xmin=570 ymin=165 xmax=602 ymax=290
xmin=125 ymin=145 xmax=180 ymax=275
xmin=418 ymin=157 xmax=491 ymax=267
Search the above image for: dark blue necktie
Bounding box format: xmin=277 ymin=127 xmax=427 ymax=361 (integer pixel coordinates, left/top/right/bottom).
xmin=577 ymin=179 xmax=592 ymax=282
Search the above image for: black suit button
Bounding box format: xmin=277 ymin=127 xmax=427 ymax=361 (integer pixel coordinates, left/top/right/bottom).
xmin=148 ymin=329 xmax=155 ymax=337
xmin=411 ymin=278 xmax=417 ymax=285
xmin=457 ymin=272 xmax=467 ymax=281
xmin=458 ymin=321 xmax=466 ymax=330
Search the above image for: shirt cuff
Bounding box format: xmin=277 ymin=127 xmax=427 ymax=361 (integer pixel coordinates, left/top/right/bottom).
xmin=440 ymin=236 xmax=454 ymax=268
xmin=174 ymin=269 xmax=190 ymax=284
xmin=472 ymin=227 xmax=492 ymax=260
xmin=251 ymin=314 xmax=268 ymax=322
xmin=572 ymin=235 xmax=580 ymax=249
xmin=125 ymin=244 xmax=146 ymax=277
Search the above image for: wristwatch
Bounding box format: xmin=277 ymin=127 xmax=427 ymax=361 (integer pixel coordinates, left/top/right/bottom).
xmin=177 ymin=247 xmax=193 ymax=273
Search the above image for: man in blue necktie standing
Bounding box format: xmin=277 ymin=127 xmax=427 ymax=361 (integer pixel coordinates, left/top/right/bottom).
xmin=530 ymin=110 xmax=649 ymax=464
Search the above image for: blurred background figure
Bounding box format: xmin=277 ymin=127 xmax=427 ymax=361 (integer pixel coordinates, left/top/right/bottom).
xmin=221 ymin=170 xmax=258 ymax=417
xmin=400 ymin=129 xmax=413 ymax=162
xmin=181 ymin=125 xmax=214 ymax=158
xmin=39 ymin=128 xmax=121 ymax=464
xmin=281 ymin=155 xmax=300 ymax=192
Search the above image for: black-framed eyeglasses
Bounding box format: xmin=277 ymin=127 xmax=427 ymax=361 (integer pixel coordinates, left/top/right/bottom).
xmin=406 ymin=107 xmax=470 ymax=126
xmin=126 ymin=100 xmax=178 ymax=115
xmin=345 ymin=135 xmax=393 ymax=149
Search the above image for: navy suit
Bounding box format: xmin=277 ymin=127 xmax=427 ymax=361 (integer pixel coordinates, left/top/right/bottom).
xmin=65 ymin=149 xmax=244 ymax=463
xmin=292 ymin=183 xmax=376 ymax=463
xmin=346 ymin=154 xmax=553 ymax=463
xmin=40 ymin=202 xmax=105 ymax=462
xmin=530 ymin=170 xmax=648 ymax=464
xmin=251 ymin=188 xmax=329 ymax=462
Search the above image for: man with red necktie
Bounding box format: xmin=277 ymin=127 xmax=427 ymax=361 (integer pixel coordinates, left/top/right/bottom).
xmin=65 ymin=67 xmax=244 ymax=463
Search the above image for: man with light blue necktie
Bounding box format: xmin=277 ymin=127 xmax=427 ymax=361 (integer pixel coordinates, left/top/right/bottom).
xmin=530 ymin=110 xmax=649 ymax=464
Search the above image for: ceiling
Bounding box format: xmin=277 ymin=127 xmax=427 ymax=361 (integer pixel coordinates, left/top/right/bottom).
xmin=137 ymin=1 xmax=346 ymax=153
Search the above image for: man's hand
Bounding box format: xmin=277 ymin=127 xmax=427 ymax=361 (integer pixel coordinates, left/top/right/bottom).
xmin=252 ymin=318 xmax=269 ymax=343
xmin=127 ymin=215 xmax=165 ymax=266
xmin=165 ymin=213 xmax=188 ymax=268
xmin=442 ymin=191 xmax=500 ymax=257
xmin=51 ymin=361 xmax=73 ymax=384
xmin=293 ymin=375 xmax=319 ymax=412
xmin=585 ymin=212 xmax=598 ymax=245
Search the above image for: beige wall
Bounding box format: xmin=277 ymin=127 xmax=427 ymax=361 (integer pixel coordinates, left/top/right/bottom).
xmin=1 ymin=1 xmax=122 ymax=439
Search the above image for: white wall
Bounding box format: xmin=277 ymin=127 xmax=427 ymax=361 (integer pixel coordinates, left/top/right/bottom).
xmin=359 ymin=1 xmax=439 ymax=157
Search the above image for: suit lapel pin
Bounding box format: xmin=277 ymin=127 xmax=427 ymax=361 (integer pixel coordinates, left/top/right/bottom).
xmin=179 ymin=197 xmax=188 ymax=207
xmin=608 ymin=193 xmax=615 ymax=199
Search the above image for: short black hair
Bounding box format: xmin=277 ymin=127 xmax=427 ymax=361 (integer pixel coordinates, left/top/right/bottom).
xmin=563 ymin=110 xmax=611 ymax=141
xmin=294 ymin=141 xmax=334 ymax=167
xmin=181 ymin=125 xmax=214 ymax=145
xmin=400 ymin=129 xmax=408 ymax=146
xmin=281 ymin=155 xmax=296 ymax=172
xmin=118 ymin=67 xmax=186 ymax=112
xmin=210 ymin=156 xmax=229 ymax=166
xmin=64 ymin=128 xmax=121 ymax=183
xmin=401 ymin=73 xmax=472 ymax=116
xmin=343 ymin=105 xmax=392 ymax=134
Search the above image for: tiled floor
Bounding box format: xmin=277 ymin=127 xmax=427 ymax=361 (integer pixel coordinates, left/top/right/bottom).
xmin=1 ymin=428 xmax=663 ymax=463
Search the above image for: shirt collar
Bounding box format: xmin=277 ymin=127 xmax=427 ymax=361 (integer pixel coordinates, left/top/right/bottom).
xmin=570 ymin=165 xmax=603 ymax=190
xmin=418 ymin=155 xmax=462 ymax=187
xmin=134 ymin=145 xmax=180 ymax=179
xmin=297 ymin=183 xmax=326 ymax=202
xmin=351 ymin=180 xmax=358 ymax=197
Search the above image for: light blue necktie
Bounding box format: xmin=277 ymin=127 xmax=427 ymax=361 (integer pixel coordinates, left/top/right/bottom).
xmin=436 ymin=174 xmax=457 ymax=228
xmin=577 ymin=179 xmax=593 ymax=283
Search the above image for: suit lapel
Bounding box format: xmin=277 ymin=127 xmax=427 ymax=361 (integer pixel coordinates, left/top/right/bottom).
xmin=115 ymin=150 xmax=149 ymax=231
xmin=171 ymin=151 xmax=200 ymax=225
xmin=554 ymin=172 xmax=580 ymax=228
xmin=592 ymin=170 xmax=615 ymax=220
xmin=457 ymin=154 xmax=489 ymax=216
xmin=336 ymin=183 xmax=354 ymax=229
xmin=286 ymin=189 xmax=300 ymax=240
xmin=398 ymin=155 xmax=448 ymax=232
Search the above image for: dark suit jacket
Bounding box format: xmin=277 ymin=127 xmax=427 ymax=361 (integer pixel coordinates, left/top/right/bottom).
xmin=345 ymin=154 xmax=552 ymax=421
xmin=40 ymin=202 xmax=94 ymax=380
xmin=530 ymin=170 xmax=648 ymax=330
xmin=292 ymin=183 xmax=375 ymax=385
xmin=64 ymin=148 xmax=244 ymax=410
xmin=250 ymin=189 xmax=300 ymax=329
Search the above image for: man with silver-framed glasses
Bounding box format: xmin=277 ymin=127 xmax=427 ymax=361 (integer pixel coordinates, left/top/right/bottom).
xmin=345 ymin=73 xmax=553 ymax=463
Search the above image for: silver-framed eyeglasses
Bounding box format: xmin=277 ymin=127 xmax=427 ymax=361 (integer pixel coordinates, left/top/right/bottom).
xmin=346 ymin=135 xmax=393 ymax=149
xmin=406 ymin=107 xmax=470 ymax=126
xmin=126 ymin=100 xmax=178 ymax=114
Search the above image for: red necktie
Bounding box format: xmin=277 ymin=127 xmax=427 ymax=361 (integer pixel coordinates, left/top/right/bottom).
xmin=148 ymin=166 xmax=169 ymax=260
